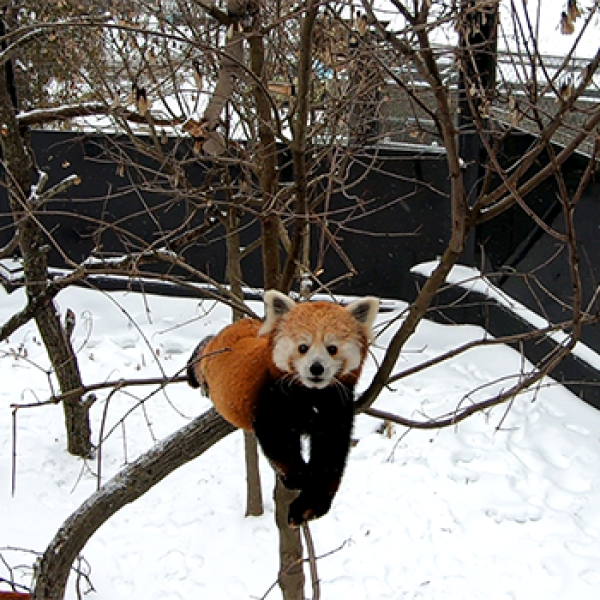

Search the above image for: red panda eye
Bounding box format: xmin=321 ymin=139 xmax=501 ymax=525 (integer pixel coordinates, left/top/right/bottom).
xmin=298 ymin=344 xmax=309 ymax=354
xmin=327 ymin=345 xmax=338 ymax=356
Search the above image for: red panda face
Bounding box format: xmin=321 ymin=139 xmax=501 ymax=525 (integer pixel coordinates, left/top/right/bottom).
xmin=270 ymin=328 xmax=364 ymax=388
xmin=260 ymin=291 xmax=379 ymax=389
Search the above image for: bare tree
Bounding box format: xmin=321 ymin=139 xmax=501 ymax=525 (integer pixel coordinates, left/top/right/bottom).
xmin=1 ymin=0 xmax=600 ymax=598
xmin=0 ymin=2 xmax=97 ymax=457
xmin=355 ymin=0 xmax=600 ymax=419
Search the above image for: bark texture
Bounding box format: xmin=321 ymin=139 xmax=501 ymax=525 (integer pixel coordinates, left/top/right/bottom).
xmin=274 ymin=480 xmax=305 ymax=600
xmin=0 ymin=8 xmax=91 ymax=457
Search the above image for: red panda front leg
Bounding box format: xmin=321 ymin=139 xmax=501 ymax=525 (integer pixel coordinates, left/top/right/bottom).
xmin=287 ymin=386 xmax=355 ymax=527
xmin=254 ymin=380 xmax=355 ymax=526
xmin=253 ymin=382 xmax=308 ymax=490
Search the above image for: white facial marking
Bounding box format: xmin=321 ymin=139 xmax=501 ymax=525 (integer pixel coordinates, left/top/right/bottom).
xmin=272 ymin=337 xmax=296 ymax=372
xmin=340 ymin=340 xmax=362 ymax=374
xmin=273 ymin=334 xmax=363 ymax=389
xmin=296 ymin=343 xmax=338 ymax=388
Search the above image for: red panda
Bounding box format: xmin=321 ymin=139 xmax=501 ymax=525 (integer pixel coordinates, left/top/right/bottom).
xmin=188 ymin=290 xmax=379 ymax=526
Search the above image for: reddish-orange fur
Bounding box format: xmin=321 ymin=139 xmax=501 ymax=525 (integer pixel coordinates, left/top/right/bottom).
xmin=192 ymin=318 xmax=282 ymax=429
xmin=191 ymin=300 xmax=371 ymax=430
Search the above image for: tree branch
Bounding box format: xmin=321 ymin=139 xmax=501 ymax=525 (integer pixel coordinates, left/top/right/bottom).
xmin=32 ymin=408 xmax=235 ymax=600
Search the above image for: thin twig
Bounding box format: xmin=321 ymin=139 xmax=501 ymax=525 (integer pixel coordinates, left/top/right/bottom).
xmin=11 ymin=408 xmax=17 ymax=497
xmin=96 ymin=385 xmax=123 ymax=490
xmin=8 ymin=346 xmax=231 ymax=410
xmin=259 ymin=537 xmax=349 ymax=599
xmin=302 ymin=522 xmax=320 ymax=600
xmin=8 ymin=375 xmax=185 ymax=410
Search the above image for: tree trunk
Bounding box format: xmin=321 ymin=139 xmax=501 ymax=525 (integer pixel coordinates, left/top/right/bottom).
xmin=35 ymin=304 xmax=92 ymax=457
xmin=247 ymin=8 xmax=311 ymax=596
xmin=249 ymin=29 xmax=281 ymax=291
xmin=225 ymin=200 xmax=264 ymax=517
xmin=244 ymin=431 xmax=264 ymax=516
xmin=274 ymin=480 xmax=305 ymax=600
xmin=0 ymin=8 xmax=92 ymax=457
xmin=280 ymin=0 xmax=317 ymax=295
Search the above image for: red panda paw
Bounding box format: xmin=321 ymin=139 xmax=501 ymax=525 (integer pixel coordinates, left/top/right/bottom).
xmin=288 ymin=493 xmax=332 ymax=527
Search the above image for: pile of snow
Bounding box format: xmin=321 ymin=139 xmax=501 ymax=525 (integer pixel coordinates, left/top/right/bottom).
xmin=1 ymin=284 xmax=600 ymax=599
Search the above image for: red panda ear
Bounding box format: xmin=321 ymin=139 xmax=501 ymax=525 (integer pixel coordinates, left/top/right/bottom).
xmin=259 ymin=290 xmax=296 ymax=335
xmin=346 ymin=296 xmax=379 ymax=337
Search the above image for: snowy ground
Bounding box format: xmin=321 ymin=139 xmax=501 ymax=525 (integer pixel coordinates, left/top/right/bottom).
xmin=2 ymin=283 xmax=600 ymax=599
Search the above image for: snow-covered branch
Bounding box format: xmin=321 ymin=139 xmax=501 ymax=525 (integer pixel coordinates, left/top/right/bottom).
xmin=16 ymin=103 xmax=184 ymax=128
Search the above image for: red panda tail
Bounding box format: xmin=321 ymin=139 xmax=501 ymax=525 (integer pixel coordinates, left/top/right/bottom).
xmin=186 ymin=335 xmax=215 ymax=392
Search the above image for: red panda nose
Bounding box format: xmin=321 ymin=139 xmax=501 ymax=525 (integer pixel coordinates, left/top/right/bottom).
xmin=310 ymin=362 xmax=325 ymax=377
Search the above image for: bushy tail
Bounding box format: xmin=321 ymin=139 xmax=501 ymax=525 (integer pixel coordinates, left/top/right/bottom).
xmin=186 ymin=335 xmax=215 ymax=392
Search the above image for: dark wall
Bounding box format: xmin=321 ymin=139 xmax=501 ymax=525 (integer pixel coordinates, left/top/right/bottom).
xmin=475 ymin=134 xmax=600 ymax=354
xmin=0 ymin=131 xmax=452 ymax=302
xmin=306 ymin=147 xmax=451 ymax=297
xmin=2 ymin=130 xmax=597 ymax=322
xmin=416 ymin=275 xmax=600 ymax=411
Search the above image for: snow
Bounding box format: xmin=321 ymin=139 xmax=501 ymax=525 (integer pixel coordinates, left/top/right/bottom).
xmin=413 ymin=261 xmax=600 ymax=372
xmin=2 ymin=283 xmax=600 ymax=599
